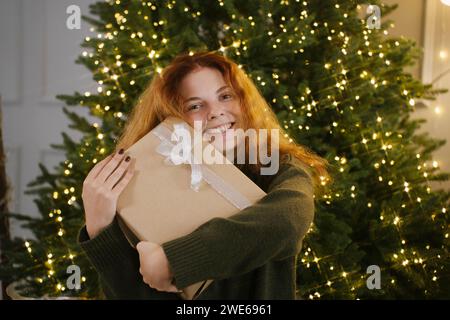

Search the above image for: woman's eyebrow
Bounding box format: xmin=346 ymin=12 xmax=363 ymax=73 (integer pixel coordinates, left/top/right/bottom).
xmin=183 ymin=85 xmax=231 ymax=103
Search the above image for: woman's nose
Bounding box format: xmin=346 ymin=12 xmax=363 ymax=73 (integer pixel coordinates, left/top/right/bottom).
xmin=207 ymin=104 xmax=225 ymax=121
xmin=209 ymin=113 xmax=224 ymax=121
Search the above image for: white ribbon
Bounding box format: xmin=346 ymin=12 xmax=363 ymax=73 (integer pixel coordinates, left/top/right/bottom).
xmin=152 ymin=120 xmax=253 ymax=210
xmin=153 ymin=122 xmax=203 ymax=192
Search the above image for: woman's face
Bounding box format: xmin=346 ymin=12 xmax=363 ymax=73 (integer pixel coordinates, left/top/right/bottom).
xmin=179 ymin=67 xmax=243 ymax=154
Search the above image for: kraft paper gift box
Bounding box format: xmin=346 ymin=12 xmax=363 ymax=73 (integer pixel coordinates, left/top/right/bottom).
xmin=116 ymin=116 xmax=266 ymax=300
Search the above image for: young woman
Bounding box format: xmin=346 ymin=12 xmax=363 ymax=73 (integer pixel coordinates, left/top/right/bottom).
xmin=78 ymin=51 xmax=329 ymax=299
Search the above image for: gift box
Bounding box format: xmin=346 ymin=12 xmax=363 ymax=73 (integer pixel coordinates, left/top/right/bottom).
xmin=116 ymin=116 xmax=266 ymax=300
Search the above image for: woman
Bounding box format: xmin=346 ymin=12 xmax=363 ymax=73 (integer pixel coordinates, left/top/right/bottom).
xmin=78 ymin=51 xmax=329 ymax=299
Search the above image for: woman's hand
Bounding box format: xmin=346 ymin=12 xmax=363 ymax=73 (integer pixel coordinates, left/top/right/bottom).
xmin=82 ymin=149 xmax=135 ymax=239
xmin=136 ymin=241 xmax=181 ymax=293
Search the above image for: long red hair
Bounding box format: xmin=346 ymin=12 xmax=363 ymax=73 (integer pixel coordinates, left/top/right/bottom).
xmin=115 ymin=51 xmax=330 ymax=189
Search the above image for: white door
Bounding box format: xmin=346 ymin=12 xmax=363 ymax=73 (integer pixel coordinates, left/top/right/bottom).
xmin=0 ymin=0 xmax=97 ymax=299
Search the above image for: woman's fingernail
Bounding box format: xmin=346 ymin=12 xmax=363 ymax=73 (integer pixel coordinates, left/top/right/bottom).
xmin=125 ymin=156 xmax=131 ymax=162
xmin=118 ymin=148 xmax=124 ymax=154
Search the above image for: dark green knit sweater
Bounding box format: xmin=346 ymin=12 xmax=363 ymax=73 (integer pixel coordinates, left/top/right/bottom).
xmin=77 ymin=154 xmax=315 ymax=300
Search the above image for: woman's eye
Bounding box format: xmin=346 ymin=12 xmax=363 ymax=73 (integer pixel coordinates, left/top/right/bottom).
xmin=188 ymin=104 xmax=201 ymax=111
xmin=221 ymin=93 xmax=233 ymax=100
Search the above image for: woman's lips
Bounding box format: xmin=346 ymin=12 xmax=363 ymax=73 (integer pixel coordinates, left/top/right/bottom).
xmin=203 ymin=122 xmax=235 ymax=134
xmin=203 ymin=122 xmax=236 ymax=142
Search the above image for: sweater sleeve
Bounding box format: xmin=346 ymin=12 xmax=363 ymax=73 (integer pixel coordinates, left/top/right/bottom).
xmin=161 ymin=160 xmax=315 ymax=289
xmin=77 ymin=216 xmax=181 ymax=300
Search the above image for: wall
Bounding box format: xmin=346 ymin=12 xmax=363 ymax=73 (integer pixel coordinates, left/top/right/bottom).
xmin=0 ymin=0 xmax=97 ymax=299
xmin=383 ymin=0 xmax=450 ymax=190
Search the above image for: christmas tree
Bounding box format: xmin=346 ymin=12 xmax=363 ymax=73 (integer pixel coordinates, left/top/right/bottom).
xmin=1 ymin=0 xmax=449 ymax=299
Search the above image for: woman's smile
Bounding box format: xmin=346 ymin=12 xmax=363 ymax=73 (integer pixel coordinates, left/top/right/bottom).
xmin=203 ymin=121 xmax=236 ymax=144
xmin=203 ymin=121 xmax=235 ymax=135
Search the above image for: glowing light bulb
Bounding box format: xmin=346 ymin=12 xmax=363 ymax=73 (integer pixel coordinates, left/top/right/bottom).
xmin=434 ymin=106 xmax=442 ymax=114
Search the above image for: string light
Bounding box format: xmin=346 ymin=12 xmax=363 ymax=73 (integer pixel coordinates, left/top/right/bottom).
xmin=434 ymin=106 xmax=442 ymax=114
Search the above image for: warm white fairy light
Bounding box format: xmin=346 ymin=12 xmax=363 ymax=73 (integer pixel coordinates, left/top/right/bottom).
xmin=434 ymin=106 xmax=442 ymax=114
xmin=404 ymin=181 xmax=410 ymax=193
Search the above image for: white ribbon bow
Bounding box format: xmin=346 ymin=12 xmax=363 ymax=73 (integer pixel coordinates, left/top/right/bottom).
xmin=155 ymin=123 xmax=203 ymax=192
